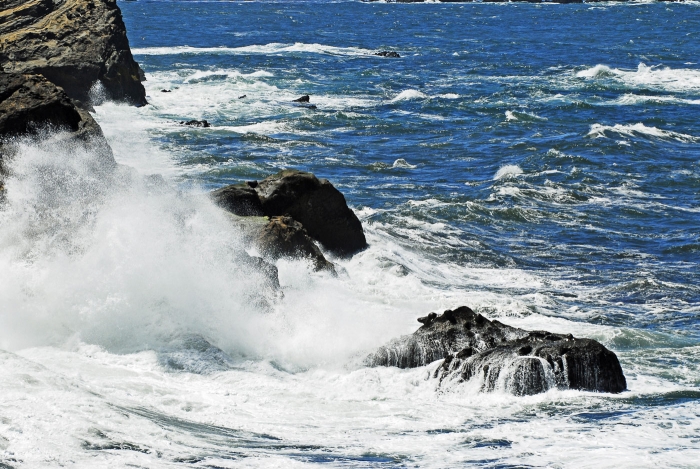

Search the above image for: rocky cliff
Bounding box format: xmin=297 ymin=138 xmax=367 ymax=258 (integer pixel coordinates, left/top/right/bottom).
xmin=0 ymin=0 xmax=146 ymax=105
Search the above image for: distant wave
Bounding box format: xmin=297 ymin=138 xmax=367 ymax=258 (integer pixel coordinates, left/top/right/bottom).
xmin=390 ymin=90 xmax=428 ymax=102
xmin=132 ymin=43 xmax=376 ymax=57
xmin=577 ymin=63 xmax=700 ymax=93
xmin=603 ymin=93 xmax=700 ymax=106
xmin=587 ymin=123 xmax=700 ymax=143
xmin=494 ymin=164 xmax=524 ymax=180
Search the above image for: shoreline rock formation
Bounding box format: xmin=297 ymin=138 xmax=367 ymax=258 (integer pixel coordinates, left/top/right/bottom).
xmin=0 ymin=0 xmax=147 ymax=106
xmin=212 ymin=170 xmax=368 ymax=259
xmin=366 ymin=306 xmax=627 ymax=395
xmin=0 ymin=0 xmax=628 ymax=397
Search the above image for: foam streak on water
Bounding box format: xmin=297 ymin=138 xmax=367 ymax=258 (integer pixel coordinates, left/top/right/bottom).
xmin=1 ymin=1 xmax=700 ymax=467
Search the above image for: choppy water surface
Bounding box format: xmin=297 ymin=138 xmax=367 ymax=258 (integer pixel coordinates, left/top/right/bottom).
xmin=1 ymin=1 xmax=699 ymax=467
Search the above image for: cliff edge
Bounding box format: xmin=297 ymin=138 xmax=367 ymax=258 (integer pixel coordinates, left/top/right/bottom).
xmin=0 ymin=0 xmax=146 ymax=105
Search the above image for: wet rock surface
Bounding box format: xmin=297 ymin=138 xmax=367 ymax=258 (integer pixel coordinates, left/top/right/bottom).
xmin=366 ymin=306 xmax=627 ymax=395
xmin=0 ymin=73 xmax=115 ymax=171
xmin=254 ymin=170 xmax=367 ymax=257
xmin=375 ymin=51 xmax=401 ymax=58
xmin=213 ymin=170 xmax=367 ymax=257
xmin=257 ymin=216 xmax=335 ymax=273
xmin=211 ymin=182 xmax=265 ymax=217
xmin=0 ymin=0 xmax=146 ymax=105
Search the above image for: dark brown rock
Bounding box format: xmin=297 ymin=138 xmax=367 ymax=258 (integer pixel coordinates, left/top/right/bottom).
xmin=211 ymin=182 xmax=264 ymax=217
xmin=0 ymin=73 xmax=114 ymax=165
xmin=257 ymin=216 xmax=335 ymax=273
xmin=366 ymin=306 xmax=627 ymax=395
xmin=0 ymin=0 xmax=146 ymax=105
xmin=254 ymin=170 xmax=367 ymax=257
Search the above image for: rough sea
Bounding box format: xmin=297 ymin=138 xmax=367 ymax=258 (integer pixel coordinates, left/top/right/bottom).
xmin=1 ymin=0 xmax=699 ymax=467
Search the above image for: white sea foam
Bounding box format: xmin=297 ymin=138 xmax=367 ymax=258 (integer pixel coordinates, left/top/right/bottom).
xmin=587 ymin=123 xmax=700 ymax=143
xmin=494 ymin=164 xmax=524 ymax=180
xmin=132 ymin=42 xmax=376 ymax=57
xmin=390 ymin=89 xmax=428 ymax=102
xmin=577 ymin=62 xmax=700 ymax=93
xmin=392 ymin=158 xmax=417 ymax=169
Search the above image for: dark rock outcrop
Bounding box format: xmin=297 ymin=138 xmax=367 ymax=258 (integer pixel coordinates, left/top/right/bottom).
xmin=375 ymin=51 xmax=401 ymax=58
xmin=181 ymin=119 xmax=210 ymax=128
xmin=213 ymin=170 xmax=367 ymax=257
xmin=254 ymin=170 xmax=367 ymax=257
xmin=0 ymin=0 xmax=146 ymax=105
xmin=257 ymin=216 xmax=335 ymax=273
xmin=211 ymin=182 xmax=265 ymax=217
xmin=0 ymin=73 xmax=114 ymax=169
xmin=293 ymin=95 xmax=310 ymax=103
xmin=366 ymin=306 xmax=626 ymax=395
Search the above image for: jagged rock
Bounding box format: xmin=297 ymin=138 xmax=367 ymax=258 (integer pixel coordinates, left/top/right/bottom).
xmin=181 ymin=119 xmax=210 ymax=128
xmin=375 ymin=51 xmax=401 ymax=58
xmin=254 ymin=170 xmax=368 ymax=257
xmin=0 ymin=73 xmax=114 ymax=166
xmin=211 ymin=182 xmax=265 ymax=217
xmin=366 ymin=306 xmax=627 ymax=395
xmin=257 ymin=216 xmax=335 ymax=273
xmin=0 ymin=0 xmax=147 ymax=105
xmin=293 ymin=95 xmax=310 ymax=103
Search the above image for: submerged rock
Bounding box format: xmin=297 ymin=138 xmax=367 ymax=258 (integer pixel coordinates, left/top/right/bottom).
xmin=257 ymin=216 xmax=336 ymax=273
xmin=375 ymin=51 xmax=401 ymax=58
xmin=157 ymin=334 xmax=235 ymax=374
xmin=0 ymin=0 xmax=147 ymax=105
xmin=181 ymin=119 xmax=210 ymax=128
xmin=366 ymin=306 xmax=626 ymax=395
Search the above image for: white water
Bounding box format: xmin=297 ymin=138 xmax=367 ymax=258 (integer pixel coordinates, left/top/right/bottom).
xmin=1 ymin=106 xmax=699 ymax=468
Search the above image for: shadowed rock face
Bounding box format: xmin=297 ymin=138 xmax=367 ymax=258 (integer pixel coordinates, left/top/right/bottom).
xmin=211 ymin=182 xmax=265 ymax=217
xmin=257 ymin=216 xmax=335 ymax=273
xmin=366 ymin=306 xmax=627 ymax=395
xmin=0 ymin=0 xmax=146 ymax=105
xmin=0 ymin=73 xmax=115 ymax=173
xmin=212 ymin=170 xmax=368 ymax=257
xmin=254 ymin=170 xmax=368 ymax=257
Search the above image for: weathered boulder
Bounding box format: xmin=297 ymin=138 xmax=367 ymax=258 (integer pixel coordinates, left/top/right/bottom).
xmin=0 ymin=0 xmax=146 ymax=105
xmin=211 ymin=182 xmax=264 ymax=217
xmin=257 ymin=216 xmax=335 ymax=273
xmin=213 ymin=170 xmax=367 ymax=257
xmin=254 ymin=170 xmax=368 ymax=257
xmin=366 ymin=306 xmax=626 ymax=395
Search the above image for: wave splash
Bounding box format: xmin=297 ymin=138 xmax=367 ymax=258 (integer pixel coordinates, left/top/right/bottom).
xmin=577 ymin=62 xmax=700 ymax=93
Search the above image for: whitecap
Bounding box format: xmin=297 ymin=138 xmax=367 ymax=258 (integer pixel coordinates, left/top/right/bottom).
xmin=494 ymin=164 xmax=524 ymax=180
xmin=390 ymin=90 xmax=428 ymax=102
xmin=577 ymin=62 xmax=700 ymax=93
xmin=392 ymin=158 xmax=417 ymax=169
xmin=132 ymin=42 xmax=375 ymax=57
xmin=587 ymin=123 xmax=700 ymax=143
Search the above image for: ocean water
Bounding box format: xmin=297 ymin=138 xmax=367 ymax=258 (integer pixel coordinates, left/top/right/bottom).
xmin=1 ymin=0 xmax=700 ymax=467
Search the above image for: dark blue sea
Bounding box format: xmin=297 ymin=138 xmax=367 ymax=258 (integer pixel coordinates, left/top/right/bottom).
xmin=1 ymin=1 xmax=699 ymax=467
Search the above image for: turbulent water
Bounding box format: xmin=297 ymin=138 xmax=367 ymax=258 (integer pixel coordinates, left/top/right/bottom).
xmin=2 ymin=0 xmax=700 ymax=467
